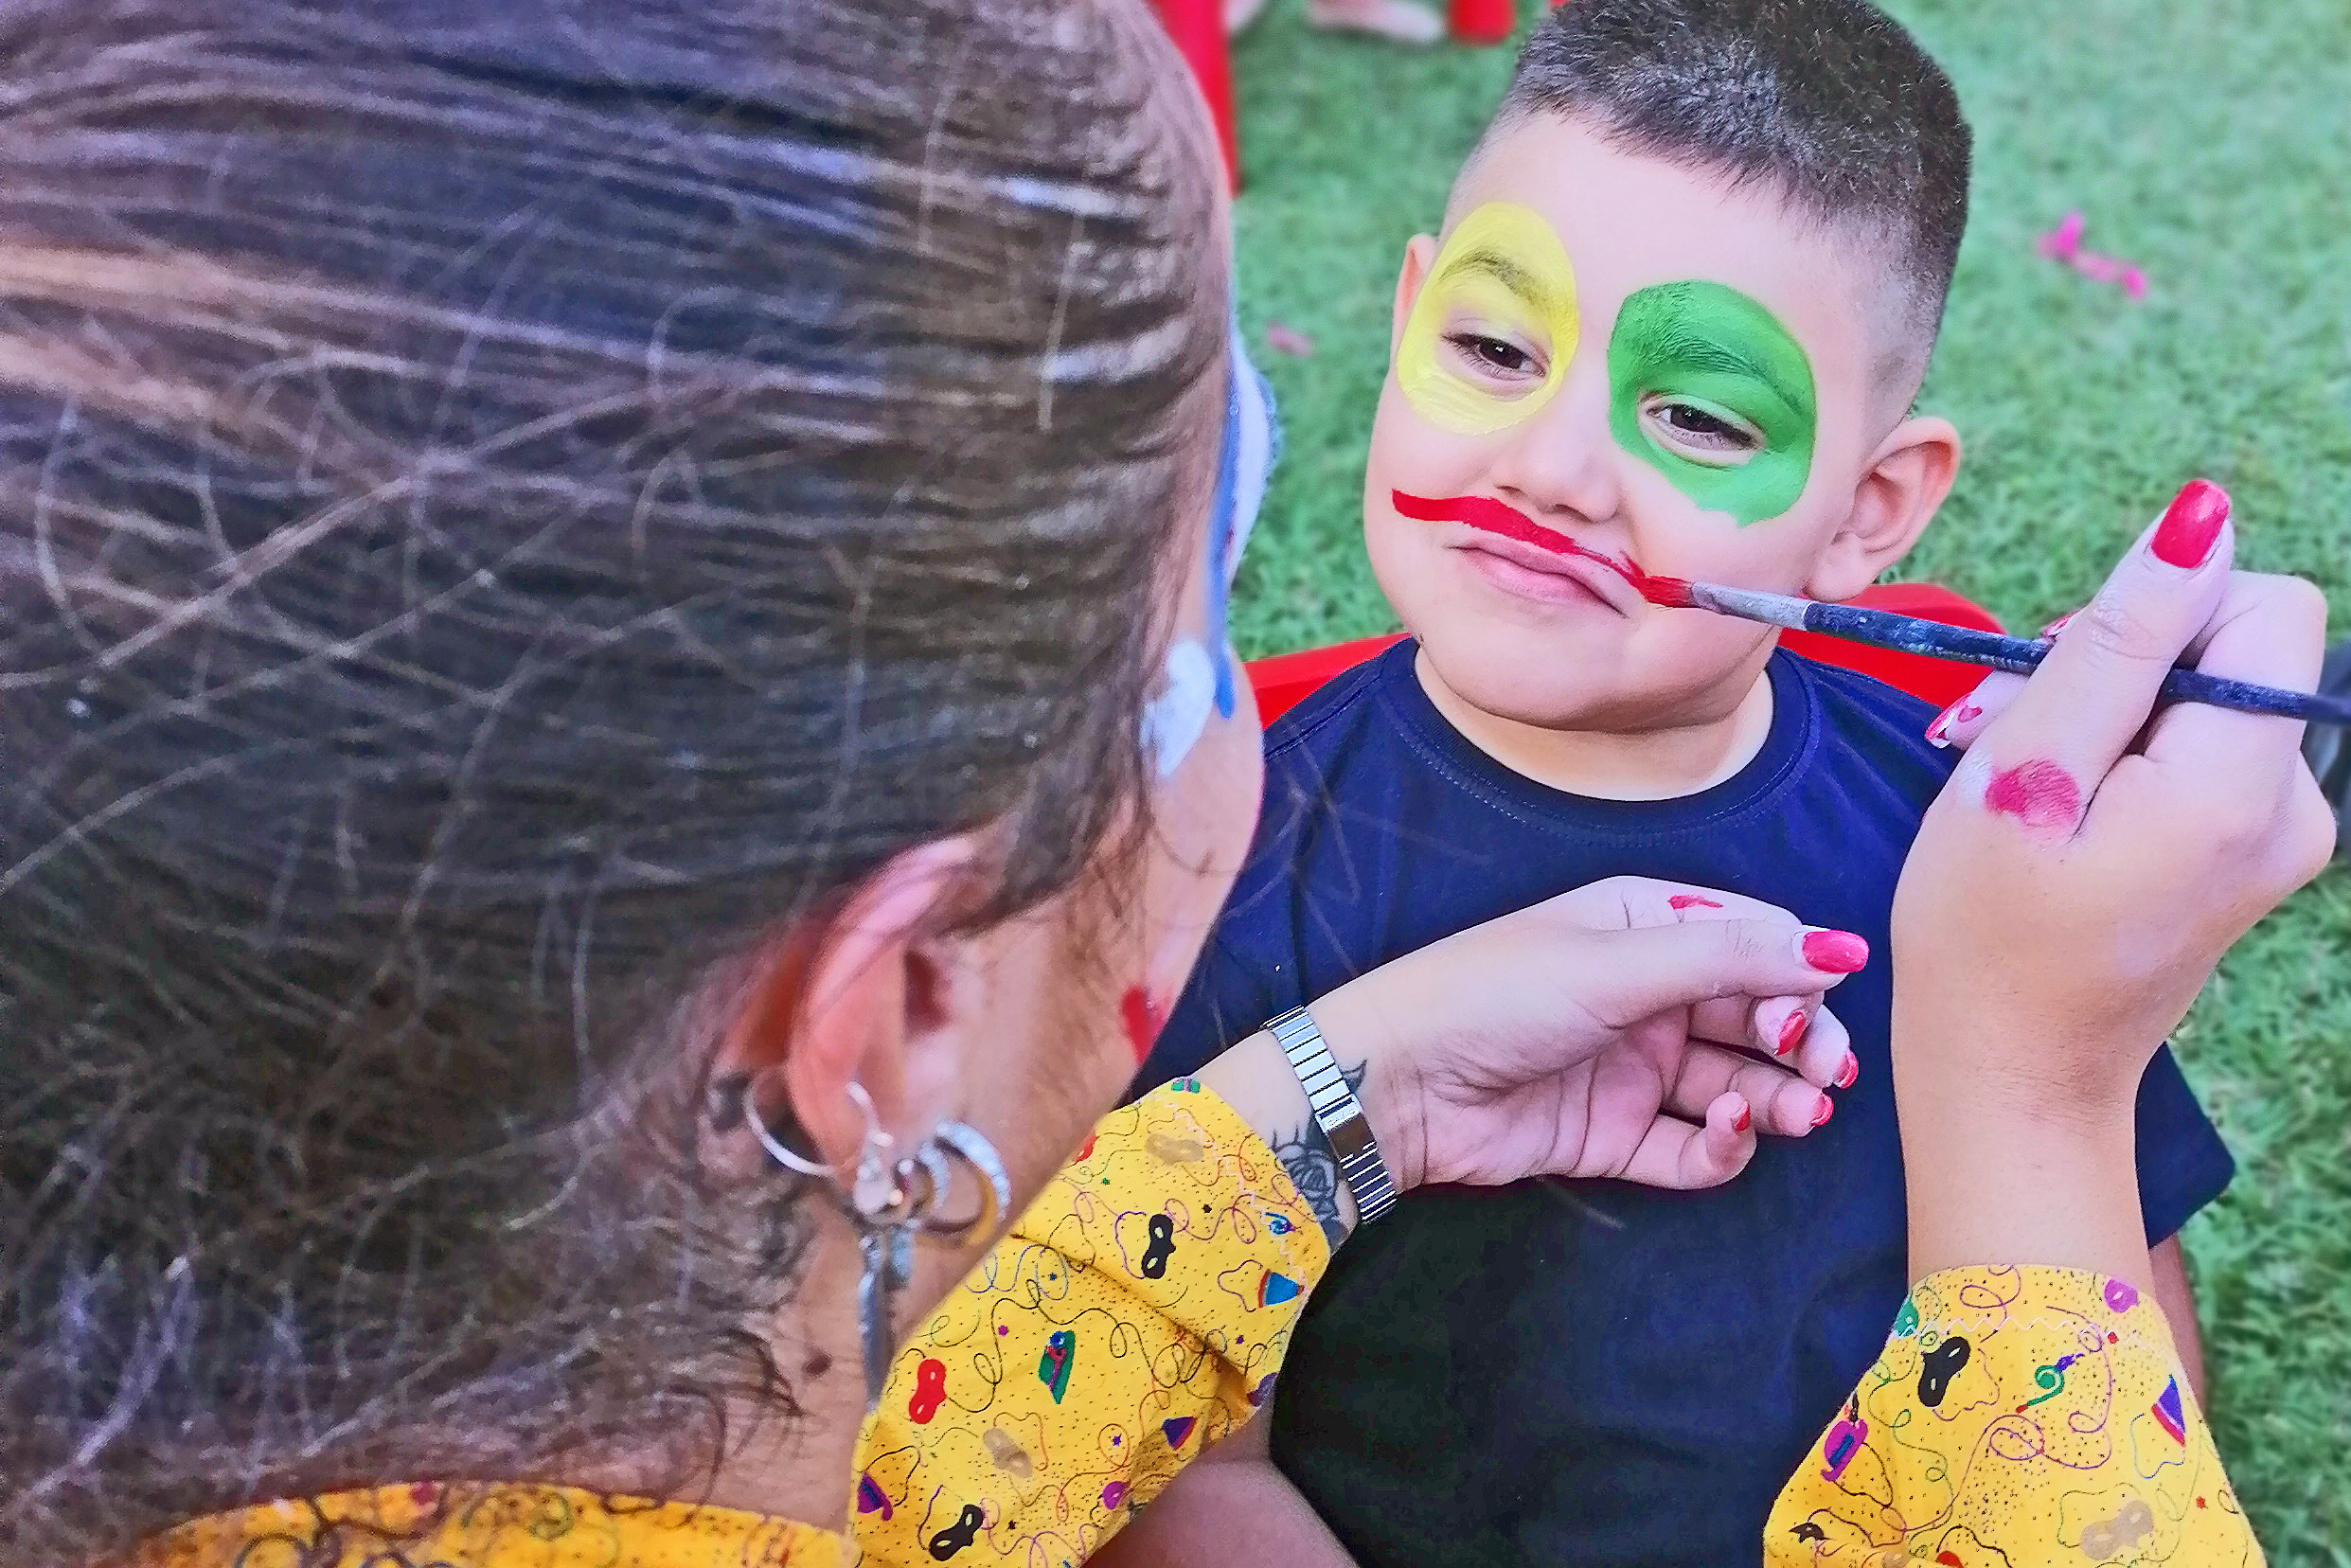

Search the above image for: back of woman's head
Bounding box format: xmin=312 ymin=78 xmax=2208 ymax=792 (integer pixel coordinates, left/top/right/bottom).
xmin=0 ymin=0 xmax=1225 ymax=1555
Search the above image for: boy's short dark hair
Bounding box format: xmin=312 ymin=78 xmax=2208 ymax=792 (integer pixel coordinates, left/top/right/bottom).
xmin=1495 ymin=0 xmax=1971 ymax=348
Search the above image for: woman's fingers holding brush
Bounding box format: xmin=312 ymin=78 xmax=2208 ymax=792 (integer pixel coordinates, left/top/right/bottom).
xmin=1961 ymin=479 xmax=2235 ymax=797
xmin=1893 ymin=487 xmax=2331 ymax=1283
xmin=2141 ymin=569 xmax=2337 ymax=889
xmin=1895 ymin=485 xmax=2323 ymax=1095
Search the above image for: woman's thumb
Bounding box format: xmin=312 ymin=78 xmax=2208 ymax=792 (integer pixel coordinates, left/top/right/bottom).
xmin=1584 ymin=919 xmax=1865 ymax=1027
xmin=1972 ymin=480 xmax=2235 ymax=816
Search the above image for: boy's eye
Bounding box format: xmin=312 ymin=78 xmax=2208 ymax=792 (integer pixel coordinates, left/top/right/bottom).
xmin=1639 ymin=396 xmax=1763 ymax=466
xmin=1446 ymin=332 xmax=1541 ymax=379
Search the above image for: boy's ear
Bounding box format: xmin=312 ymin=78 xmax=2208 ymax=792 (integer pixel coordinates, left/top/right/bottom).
xmin=1803 ymin=414 xmax=1963 ymax=604
xmin=721 ymin=835 xmax=988 ymax=1178
xmin=1390 ymin=234 xmax=1438 ymax=363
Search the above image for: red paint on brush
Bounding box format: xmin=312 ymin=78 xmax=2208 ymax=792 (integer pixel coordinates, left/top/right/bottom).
xmin=1637 ymin=575 xmax=1696 ymax=609
xmin=1801 ymin=930 xmax=1870 ymax=973
xmin=1120 ymin=985 xmax=1164 ymax=1064
xmin=1983 ymin=758 xmax=2082 ymax=834
xmin=1392 ymin=490 xmax=1650 ymax=590
xmin=2151 ymin=478 xmax=2230 ymax=569
xmin=1668 ymin=893 xmax=1723 ymax=910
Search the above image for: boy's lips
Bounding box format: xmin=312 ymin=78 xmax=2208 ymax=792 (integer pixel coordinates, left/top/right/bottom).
xmin=1390 ymin=490 xmax=1647 ymax=612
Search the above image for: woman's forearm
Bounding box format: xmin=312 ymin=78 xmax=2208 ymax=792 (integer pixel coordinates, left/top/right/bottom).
xmin=1893 ymin=1001 xmax=2155 ymax=1292
xmin=1196 ymin=1019 xmax=1370 ymax=1250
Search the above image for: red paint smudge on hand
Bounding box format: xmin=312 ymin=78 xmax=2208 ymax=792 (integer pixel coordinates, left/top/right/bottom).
xmin=1120 ymin=985 xmax=1164 ymax=1064
xmin=1983 ymin=758 xmax=2082 ymax=834
xmin=1668 ymin=893 xmax=1723 ymax=910
xmin=1391 ymin=490 xmax=1653 ymax=592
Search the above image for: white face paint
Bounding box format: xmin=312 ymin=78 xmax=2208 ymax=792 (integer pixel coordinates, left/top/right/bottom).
xmin=1139 ymin=327 xmax=1277 ymax=778
xmin=1141 ymin=638 xmax=1218 ymax=780
xmin=1224 ymin=330 xmax=1274 ymax=583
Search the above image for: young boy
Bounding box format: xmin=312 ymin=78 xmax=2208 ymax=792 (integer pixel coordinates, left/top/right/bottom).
xmin=1129 ymin=2 xmax=2236 ymax=1563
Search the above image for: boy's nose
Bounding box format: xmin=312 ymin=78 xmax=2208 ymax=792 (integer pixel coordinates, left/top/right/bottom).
xmin=1482 ymin=359 xmax=1625 ymax=532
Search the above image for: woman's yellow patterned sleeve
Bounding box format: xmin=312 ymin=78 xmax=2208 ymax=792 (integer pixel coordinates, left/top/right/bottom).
xmin=850 ymin=1078 xmax=1331 ymax=1568
xmin=1766 ymin=1265 xmax=2260 ymax=1566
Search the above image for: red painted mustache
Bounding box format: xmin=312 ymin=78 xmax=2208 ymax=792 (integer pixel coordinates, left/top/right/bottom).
xmin=1390 ymin=490 xmax=1651 ymax=590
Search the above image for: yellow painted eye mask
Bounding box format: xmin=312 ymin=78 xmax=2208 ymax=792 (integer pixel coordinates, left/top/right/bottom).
xmin=1395 ymin=202 xmax=1581 ymax=436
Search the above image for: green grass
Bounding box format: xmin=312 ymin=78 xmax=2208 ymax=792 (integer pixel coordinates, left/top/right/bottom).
xmin=1223 ymin=1 xmax=2351 ymax=1556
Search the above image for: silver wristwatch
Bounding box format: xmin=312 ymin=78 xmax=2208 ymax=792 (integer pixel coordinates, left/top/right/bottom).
xmin=1266 ymin=1007 xmax=1398 ymax=1225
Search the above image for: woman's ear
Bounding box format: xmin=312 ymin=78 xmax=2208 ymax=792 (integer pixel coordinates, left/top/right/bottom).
xmin=723 ymin=836 xmax=988 ymax=1178
xmin=1805 ymin=414 xmax=1963 ymax=604
xmin=1391 ymin=234 xmax=1437 ymax=363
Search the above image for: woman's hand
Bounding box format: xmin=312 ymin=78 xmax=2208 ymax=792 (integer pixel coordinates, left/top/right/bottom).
xmin=1891 ymin=482 xmax=2335 ymax=1282
xmin=1316 ymin=877 xmax=1862 ymax=1194
xmin=1197 ymin=875 xmax=1872 ymax=1243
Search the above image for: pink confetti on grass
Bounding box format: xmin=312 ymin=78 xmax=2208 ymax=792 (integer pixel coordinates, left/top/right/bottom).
xmin=1264 ymin=323 xmax=1316 ymax=357
xmin=2037 ymin=210 xmax=2146 ymax=300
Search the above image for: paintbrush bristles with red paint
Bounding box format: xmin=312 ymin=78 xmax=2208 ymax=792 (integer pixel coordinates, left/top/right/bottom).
xmin=1644 ymin=577 xmax=2351 ymax=726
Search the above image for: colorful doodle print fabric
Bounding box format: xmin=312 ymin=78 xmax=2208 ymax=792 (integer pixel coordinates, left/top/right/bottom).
xmin=1767 ymin=1265 xmax=2260 ymax=1566
xmin=129 ymin=1481 xmax=846 ymax=1568
xmin=853 ymin=1080 xmax=1330 ymax=1567
xmin=129 ymin=1131 xmax=2254 ymax=1568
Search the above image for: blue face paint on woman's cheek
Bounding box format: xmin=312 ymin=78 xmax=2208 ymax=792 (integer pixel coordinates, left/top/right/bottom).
xmin=1141 ymin=329 xmax=1276 ymax=775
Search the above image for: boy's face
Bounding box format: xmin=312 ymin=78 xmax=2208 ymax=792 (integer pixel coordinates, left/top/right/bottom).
xmin=1365 ymin=114 xmax=1953 ymax=735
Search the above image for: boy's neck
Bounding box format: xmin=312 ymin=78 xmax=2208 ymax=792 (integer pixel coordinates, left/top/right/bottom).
xmin=1415 ymin=649 xmax=1777 ymax=802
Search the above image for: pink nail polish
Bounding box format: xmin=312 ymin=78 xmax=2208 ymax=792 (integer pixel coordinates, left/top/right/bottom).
xmin=1733 ymin=1104 xmax=1752 ymax=1134
xmin=1924 ymin=705 xmax=1956 ymax=747
xmin=2151 ymin=477 xmax=2230 ymax=569
xmin=1801 ymin=930 xmax=1869 ymax=973
xmin=2039 ymin=611 xmax=2075 ymax=640
xmin=1810 ymin=1095 xmax=1834 ymax=1127
xmin=1835 ymin=1053 xmax=1859 ymax=1089
xmin=1776 ymin=1008 xmax=1808 ymax=1056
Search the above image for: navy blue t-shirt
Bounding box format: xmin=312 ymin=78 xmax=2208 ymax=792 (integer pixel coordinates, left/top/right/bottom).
xmin=1138 ymin=639 xmax=2235 ymax=1568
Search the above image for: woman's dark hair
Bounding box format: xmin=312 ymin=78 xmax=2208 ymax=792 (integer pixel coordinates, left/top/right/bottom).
xmin=0 ymin=0 xmax=1226 ymax=1557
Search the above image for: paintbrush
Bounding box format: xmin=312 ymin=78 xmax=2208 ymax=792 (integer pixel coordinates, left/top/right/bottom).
xmin=1643 ymin=578 xmax=2351 ymax=726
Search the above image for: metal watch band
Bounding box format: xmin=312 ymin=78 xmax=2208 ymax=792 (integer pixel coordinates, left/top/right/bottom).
xmin=1266 ymin=1007 xmax=1398 ymax=1225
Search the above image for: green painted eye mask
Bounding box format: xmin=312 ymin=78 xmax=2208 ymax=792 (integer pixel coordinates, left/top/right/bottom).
xmin=1606 ymin=280 xmax=1817 ymax=526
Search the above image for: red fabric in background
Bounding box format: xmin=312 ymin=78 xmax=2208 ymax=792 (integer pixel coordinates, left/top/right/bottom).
xmin=1242 ymin=582 xmax=2005 ymax=726
xmin=1149 ymin=0 xmax=1239 ymax=190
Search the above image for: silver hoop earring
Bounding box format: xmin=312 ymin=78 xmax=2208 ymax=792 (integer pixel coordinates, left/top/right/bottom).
xmin=736 ymin=1079 xmax=1006 ymax=1408
xmin=919 ymin=1120 xmax=1011 ymax=1243
xmin=739 ymin=1080 xmax=839 ymax=1180
xmin=846 ymin=1080 xmax=907 ymax=1220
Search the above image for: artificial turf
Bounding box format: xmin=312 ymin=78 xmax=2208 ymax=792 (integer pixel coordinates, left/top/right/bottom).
xmin=1221 ymin=0 xmax=2351 ymax=1555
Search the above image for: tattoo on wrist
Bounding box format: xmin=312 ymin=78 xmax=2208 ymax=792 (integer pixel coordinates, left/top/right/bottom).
xmin=1269 ymin=1060 xmax=1366 ymax=1250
